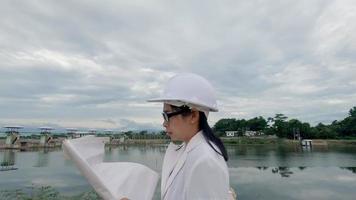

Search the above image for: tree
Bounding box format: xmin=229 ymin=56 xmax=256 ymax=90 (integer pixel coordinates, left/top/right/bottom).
xmin=300 ymin=122 xmax=312 ymax=139
xmin=139 ymin=130 xmax=147 ymax=135
xmin=247 ymin=116 xmax=267 ymax=132
xmin=337 ymin=107 xmax=356 ymax=137
xmin=213 ymin=118 xmax=238 ymax=136
xmin=271 ymin=114 xmax=289 ymax=138
xmin=313 ymin=123 xmax=337 ymax=139
xmin=123 ymin=131 xmax=133 ymax=139
xmin=349 ymin=107 xmax=356 ymax=117
xmin=286 ymin=119 xmax=302 ymax=139
xmin=211 ymin=105 xmax=356 ymax=139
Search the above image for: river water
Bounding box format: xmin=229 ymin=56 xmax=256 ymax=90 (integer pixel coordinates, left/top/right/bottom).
xmin=1 ymin=144 xmax=356 ymax=200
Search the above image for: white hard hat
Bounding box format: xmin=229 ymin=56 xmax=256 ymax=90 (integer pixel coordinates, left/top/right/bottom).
xmin=147 ymin=73 xmax=218 ymax=113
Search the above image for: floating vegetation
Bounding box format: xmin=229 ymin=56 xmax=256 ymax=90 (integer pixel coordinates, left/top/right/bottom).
xmin=0 ymin=186 xmax=102 ymax=200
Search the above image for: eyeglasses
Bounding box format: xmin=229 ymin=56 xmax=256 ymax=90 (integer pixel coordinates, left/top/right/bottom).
xmin=162 ymin=109 xmax=187 ymax=122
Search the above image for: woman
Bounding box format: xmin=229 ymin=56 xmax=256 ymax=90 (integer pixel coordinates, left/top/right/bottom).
xmin=148 ymin=73 xmax=234 ymax=200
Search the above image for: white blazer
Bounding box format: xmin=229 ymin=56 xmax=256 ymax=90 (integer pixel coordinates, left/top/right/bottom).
xmin=161 ymin=131 xmax=230 ymax=200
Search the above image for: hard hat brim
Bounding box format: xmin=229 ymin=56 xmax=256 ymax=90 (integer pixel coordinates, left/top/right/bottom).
xmin=147 ymin=98 xmax=218 ymax=112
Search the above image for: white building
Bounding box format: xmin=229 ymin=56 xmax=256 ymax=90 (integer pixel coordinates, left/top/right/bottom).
xmin=225 ymin=131 xmax=238 ymax=137
xmin=244 ymin=131 xmax=264 ymax=137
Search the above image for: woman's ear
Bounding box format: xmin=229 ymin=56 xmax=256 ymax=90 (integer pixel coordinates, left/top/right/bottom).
xmin=190 ymin=110 xmax=200 ymax=124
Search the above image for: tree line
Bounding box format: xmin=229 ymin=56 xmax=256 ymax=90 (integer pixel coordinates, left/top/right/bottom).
xmin=213 ymin=106 xmax=356 ymax=139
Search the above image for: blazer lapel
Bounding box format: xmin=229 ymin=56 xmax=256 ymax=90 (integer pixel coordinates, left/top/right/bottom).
xmin=161 ymin=143 xmax=184 ymax=195
xmin=162 ymin=147 xmax=188 ymax=199
xmin=161 ymin=131 xmax=205 ymax=199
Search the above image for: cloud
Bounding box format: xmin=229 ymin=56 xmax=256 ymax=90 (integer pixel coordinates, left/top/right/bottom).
xmin=0 ymin=0 xmax=355 ymax=130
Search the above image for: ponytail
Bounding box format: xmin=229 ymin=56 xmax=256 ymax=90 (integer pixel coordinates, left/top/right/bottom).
xmin=199 ymin=112 xmax=229 ymax=161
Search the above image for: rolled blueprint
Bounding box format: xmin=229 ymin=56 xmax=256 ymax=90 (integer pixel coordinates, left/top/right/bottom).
xmin=63 ymin=135 xmax=159 ymax=200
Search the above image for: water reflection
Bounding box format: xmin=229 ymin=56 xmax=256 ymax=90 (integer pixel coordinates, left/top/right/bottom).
xmin=298 ymin=166 xmax=307 ymax=171
xmin=254 ymin=166 xmax=356 ymax=178
xmin=103 ymin=144 xmax=165 ymax=171
xmin=271 ymin=167 xmax=294 ymax=177
xmin=33 ymin=148 xmax=50 ymax=167
xmin=227 ymin=144 xmax=356 ymax=167
xmin=341 ymin=167 xmax=356 ymax=174
xmin=256 ymin=166 xmax=268 ymax=170
xmin=0 ymin=150 xmax=17 ymax=171
xmin=255 ymin=166 xmax=295 ymax=177
xmin=1 ymin=145 xmax=356 ymax=200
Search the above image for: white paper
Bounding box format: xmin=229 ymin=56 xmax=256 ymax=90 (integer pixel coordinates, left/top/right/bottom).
xmin=63 ymin=135 xmax=159 ymax=200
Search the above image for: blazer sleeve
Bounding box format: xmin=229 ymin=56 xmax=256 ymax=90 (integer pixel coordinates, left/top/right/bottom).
xmin=185 ymin=157 xmax=229 ymax=200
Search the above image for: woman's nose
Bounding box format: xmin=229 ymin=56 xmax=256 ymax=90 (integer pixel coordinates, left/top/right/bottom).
xmin=162 ymin=120 xmax=168 ymax=128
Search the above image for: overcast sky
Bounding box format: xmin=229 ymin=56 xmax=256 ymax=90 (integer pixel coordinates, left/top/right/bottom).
xmin=1 ymin=0 xmax=355 ymax=132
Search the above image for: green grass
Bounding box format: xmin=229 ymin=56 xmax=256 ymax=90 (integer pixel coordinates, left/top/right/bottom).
xmin=221 ymin=137 xmax=286 ymax=145
xmin=0 ymin=186 xmax=102 ymax=200
xmin=221 ymin=137 xmax=356 ymax=146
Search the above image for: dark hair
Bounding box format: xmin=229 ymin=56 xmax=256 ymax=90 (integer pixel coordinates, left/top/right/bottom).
xmin=199 ymin=112 xmax=229 ymax=161
xmin=171 ymin=105 xmax=228 ymax=161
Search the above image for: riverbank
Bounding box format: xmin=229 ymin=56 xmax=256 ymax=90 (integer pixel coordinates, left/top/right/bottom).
xmin=222 ymin=137 xmax=356 ymax=146
xmin=1 ymin=137 xmax=356 ymax=149
xmin=0 ymin=138 xmax=63 ymax=150
xmin=0 ymin=138 xmax=171 ymax=149
xmin=107 ymin=138 xmax=170 ymax=146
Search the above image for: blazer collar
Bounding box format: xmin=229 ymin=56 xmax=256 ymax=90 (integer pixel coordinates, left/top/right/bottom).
xmin=161 ymin=142 xmax=184 ymax=197
xmin=162 ymin=130 xmax=206 ymax=199
xmin=185 ymin=130 xmax=205 ymax=153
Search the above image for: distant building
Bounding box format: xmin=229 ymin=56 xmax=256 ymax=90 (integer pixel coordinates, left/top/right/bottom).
xmin=88 ymin=129 xmax=97 ymax=135
xmin=66 ymin=128 xmax=78 ymax=139
xmin=39 ymin=127 xmax=54 ymax=146
xmin=75 ymin=131 xmax=89 ymax=138
xmin=301 ymin=139 xmax=312 ymax=147
xmin=225 ymin=131 xmax=238 ymax=137
xmin=244 ymin=131 xmax=264 ymax=137
xmin=4 ymin=126 xmax=23 ymax=148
